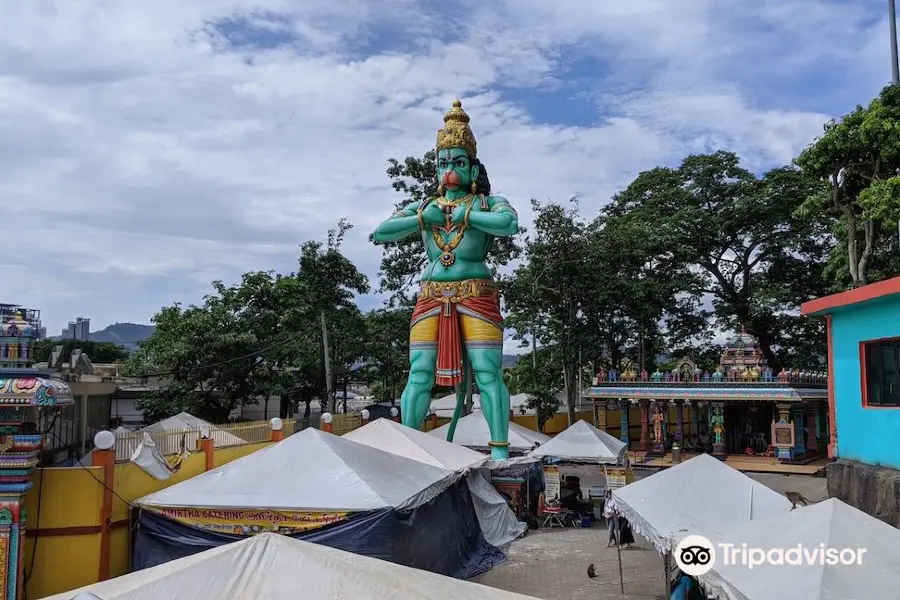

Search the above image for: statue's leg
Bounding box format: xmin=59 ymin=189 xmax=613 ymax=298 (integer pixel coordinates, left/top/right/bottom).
xmin=459 ymin=312 xmax=509 ymax=459
xmin=468 ymin=347 xmax=510 ymax=459
xmin=401 ymin=315 xmax=438 ymax=430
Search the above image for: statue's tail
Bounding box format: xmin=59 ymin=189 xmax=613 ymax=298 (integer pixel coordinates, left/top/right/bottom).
xmin=446 ymin=354 xmax=470 ymax=443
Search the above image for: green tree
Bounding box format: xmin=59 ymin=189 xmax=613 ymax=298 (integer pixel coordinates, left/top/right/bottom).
xmin=128 ymin=225 xmax=369 ymax=423
xmin=127 ymin=286 xmax=260 ymax=423
xmin=796 ymin=84 xmax=900 ymax=287
xmin=604 ymin=152 xmax=830 ymax=370
xmin=374 ymin=150 xmax=523 ymax=300
xmin=583 ymin=214 xmax=705 ymax=373
xmin=299 ymin=220 xmax=370 ymax=412
xmin=526 ymin=389 xmax=560 ymax=434
xmin=33 ymin=339 xmax=130 ymax=364
xmin=364 ymin=305 xmax=413 ymax=405
xmin=330 ymin=305 xmax=368 ymax=412
xmin=503 ymin=200 xmax=592 ymax=424
xmin=503 ymin=346 xmax=563 ymax=432
xmin=231 ymin=270 xmax=319 ymax=419
xmin=503 ymin=346 xmax=563 ymax=395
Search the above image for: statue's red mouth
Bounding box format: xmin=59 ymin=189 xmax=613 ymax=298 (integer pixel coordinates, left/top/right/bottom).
xmin=441 ymin=171 xmax=461 ymax=189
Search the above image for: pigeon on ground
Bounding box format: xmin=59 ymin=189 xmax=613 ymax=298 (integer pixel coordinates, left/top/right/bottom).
xmin=587 ymin=564 xmax=597 ymax=579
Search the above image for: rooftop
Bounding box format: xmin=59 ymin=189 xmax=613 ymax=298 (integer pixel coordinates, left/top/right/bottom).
xmin=801 ymin=276 xmax=900 ymax=316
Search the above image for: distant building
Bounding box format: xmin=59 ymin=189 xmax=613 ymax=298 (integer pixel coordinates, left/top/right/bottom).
xmin=62 ymin=317 xmax=90 ymax=341
xmin=0 ymin=303 xmax=44 ymax=339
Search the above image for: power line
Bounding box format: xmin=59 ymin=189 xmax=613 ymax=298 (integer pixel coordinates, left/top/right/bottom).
xmin=45 ymin=429 xmax=136 ymax=508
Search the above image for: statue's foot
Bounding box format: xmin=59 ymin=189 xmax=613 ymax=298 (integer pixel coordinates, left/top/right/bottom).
xmin=489 ymin=442 xmax=509 ymax=460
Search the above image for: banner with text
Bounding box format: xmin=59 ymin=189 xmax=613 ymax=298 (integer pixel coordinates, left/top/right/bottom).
xmin=148 ymin=506 xmax=349 ymax=535
xmin=543 ymin=465 xmax=561 ymax=514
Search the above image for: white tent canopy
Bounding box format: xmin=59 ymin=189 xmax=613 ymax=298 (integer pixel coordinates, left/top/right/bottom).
xmin=344 ymin=419 xmax=487 ymax=472
xmin=608 ymin=454 xmax=792 ymax=553
xmin=430 ymin=410 xmax=551 ymax=452
xmin=694 ymin=498 xmax=900 ymax=600
xmin=90 ymin=412 xmax=247 ymax=462
xmin=42 ymin=533 xmax=541 ymax=600
xmin=431 ymin=393 xmax=482 ymax=418
xmin=344 ymin=419 xmax=525 ymax=547
xmin=430 ymin=393 xmax=575 ymax=418
xmin=527 ymin=419 xmax=626 ymax=464
xmin=136 ymin=428 xmax=455 ymax=512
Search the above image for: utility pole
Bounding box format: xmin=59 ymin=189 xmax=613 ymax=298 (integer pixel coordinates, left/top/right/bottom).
xmin=891 ymin=0 xmax=899 ymax=84
xmin=320 ymin=311 xmax=334 ymax=413
xmin=893 ymin=0 xmax=900 ymax=249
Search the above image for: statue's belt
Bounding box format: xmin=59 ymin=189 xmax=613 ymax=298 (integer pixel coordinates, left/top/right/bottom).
xmin=418 ymin=279 xmax=498 ymax=303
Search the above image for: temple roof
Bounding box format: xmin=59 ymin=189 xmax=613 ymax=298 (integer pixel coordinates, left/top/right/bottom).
xmin=724 ymin=326 xmax=757 ymax=349
xmin=1 ymin=312 xmax=36 ymax=339
xmin=583 ymin=384 xmax=827 ymax=403
xmin=0 ymin=373 xmax=74 ymax=406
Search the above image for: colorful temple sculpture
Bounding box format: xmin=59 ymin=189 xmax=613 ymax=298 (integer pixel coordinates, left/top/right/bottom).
xmin=372 ymin=100 xmax=519 ymax=459
xmin=0 ymin=312 xmax=73 ymax=600
xmin=585 ymin=328 xmax=828 ymax=462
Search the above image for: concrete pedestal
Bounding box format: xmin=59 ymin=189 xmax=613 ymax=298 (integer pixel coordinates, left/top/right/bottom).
xmin=827 ymin=459 xmax=900 ymax=528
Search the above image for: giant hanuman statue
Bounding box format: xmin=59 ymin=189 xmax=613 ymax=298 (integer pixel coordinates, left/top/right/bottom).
xmin=372 ymin=100 xmax=519 ymax=459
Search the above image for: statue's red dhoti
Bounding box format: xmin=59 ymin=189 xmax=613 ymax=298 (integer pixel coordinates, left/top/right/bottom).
xmin=409 ymin=279 xmax=504 ymax=387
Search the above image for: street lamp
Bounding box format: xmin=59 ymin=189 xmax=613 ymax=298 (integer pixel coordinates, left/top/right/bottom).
xmin=93 ymin=430 xmax=115 ymax=451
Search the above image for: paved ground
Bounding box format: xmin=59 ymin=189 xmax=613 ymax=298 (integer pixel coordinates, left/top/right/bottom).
xmin=474 ymin=468 xmax=828 ymax=599
xmin=475 ymin=526 xmax=666 ymax=600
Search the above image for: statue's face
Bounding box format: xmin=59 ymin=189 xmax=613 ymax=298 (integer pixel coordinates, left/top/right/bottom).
xmin=437 ymin=148 xmax=479 ymax=193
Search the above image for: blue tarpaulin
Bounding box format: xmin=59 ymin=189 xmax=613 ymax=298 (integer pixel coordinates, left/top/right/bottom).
xmin=133 ymin=478 xmax=505 ymax=579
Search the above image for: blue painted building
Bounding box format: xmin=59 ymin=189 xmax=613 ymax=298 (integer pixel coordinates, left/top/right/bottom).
xmin=802 ymin=276 xmax=900 ymax=470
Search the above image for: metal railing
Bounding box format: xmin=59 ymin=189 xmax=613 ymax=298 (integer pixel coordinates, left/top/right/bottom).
xmin=216 ymin=420 xmax=273 ymax=444
xmin=113 ymin=429 xmax=202 ymax=462
xmin=110 ymin=420 xmax=284 ymax=462
xmin=331 ymin=413 xmax=362 ymax=436
xmin=106 ymin=414 xmax=366 ymax=462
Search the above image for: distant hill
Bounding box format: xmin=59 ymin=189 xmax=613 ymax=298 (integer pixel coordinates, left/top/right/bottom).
xmin=90 ymin=323 xmax=156 ymax=350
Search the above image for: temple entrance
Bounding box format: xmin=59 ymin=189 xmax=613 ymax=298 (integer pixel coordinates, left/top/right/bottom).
xmin=725 ymin=403 xmax=774 ymax=455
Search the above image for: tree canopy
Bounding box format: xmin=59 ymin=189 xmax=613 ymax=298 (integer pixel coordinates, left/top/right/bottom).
xmin=33 ymin=339 xmax=130 ymax=364
xmin=796 ymin=84 xmax=900 ymax=287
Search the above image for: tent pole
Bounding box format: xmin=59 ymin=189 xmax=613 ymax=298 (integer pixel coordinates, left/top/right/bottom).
xmin=617 ymin=537 xmax=624 ymax=593
xmin=664 ymin=551 xmax=671 ymax=600
xmin=748 ymin=485 xmax=753 ymax=521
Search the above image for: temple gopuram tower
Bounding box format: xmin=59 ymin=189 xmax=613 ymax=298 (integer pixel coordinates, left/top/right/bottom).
xmin=0 ymin=312 xmax=73 ymax=600
xmin=719 ymin=325 xmax=767 ymax=379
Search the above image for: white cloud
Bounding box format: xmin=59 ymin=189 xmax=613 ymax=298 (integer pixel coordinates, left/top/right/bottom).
xmin=0 ymin=0 xmax=889 ymax=348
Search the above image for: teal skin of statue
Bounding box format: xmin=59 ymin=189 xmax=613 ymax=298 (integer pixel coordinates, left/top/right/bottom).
xmin=371 ymin=100 xmax=518 ymax=459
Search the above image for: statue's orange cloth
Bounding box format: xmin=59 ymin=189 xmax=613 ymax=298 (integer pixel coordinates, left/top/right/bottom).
xmin=409 ymin=293 xmax=504 ymax=387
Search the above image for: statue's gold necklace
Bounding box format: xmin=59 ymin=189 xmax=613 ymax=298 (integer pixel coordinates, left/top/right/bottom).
xmin=432 ymin=194 xmax=475 ymax=267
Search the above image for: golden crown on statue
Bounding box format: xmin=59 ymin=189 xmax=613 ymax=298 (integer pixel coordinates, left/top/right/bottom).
xmin=436 ymin=99 xmax=477 ymax=158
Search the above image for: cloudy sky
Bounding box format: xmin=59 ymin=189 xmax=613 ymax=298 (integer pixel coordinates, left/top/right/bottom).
xmin=0 ymin=0 xmax=891 ymax=350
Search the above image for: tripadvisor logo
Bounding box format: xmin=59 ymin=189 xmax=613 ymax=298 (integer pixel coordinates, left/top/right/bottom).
xmin=675 ymin=535 xmax=716 ymax=576
xmin=674 ymin=534 xmax=867 ymax=575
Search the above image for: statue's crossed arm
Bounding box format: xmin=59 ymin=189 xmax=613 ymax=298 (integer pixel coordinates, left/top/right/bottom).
xmin=465 ymin=195 xmax=518 ymax=238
